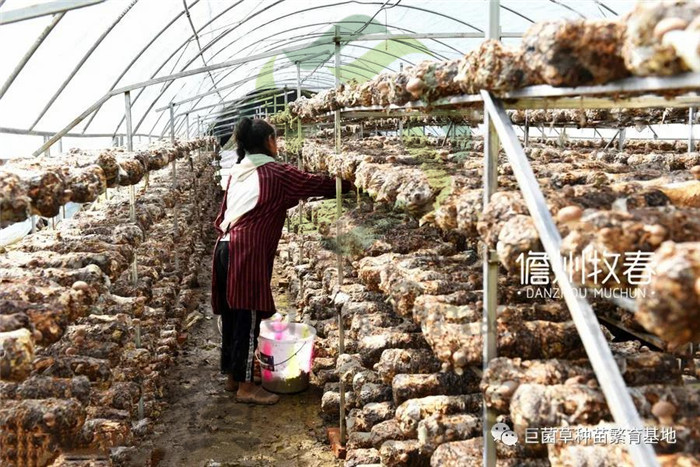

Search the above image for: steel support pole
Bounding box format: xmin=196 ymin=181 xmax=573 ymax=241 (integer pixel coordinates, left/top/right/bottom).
xmin=333 ymin=27 xmax=347 ymax=448
xmin=618 ymin=127 xmax=626 ymax=150
xmin=125 ymin=92 xmax=145 ymax=421
xmin=185 ymin=113 xmax=190 ymax=139
xmin=398 ymin=63 xmax=404 ymax=143
xmin=284 ymin=85 xmax=289 ymax=161
xmin=170 ymin=103 xmax=178 ymax=184
xmin=296 ymin=61 xmax=304 ymax=264
xmin=524 ymin=112 xmax=529 ymax=147
xmin=170 ymin=102 xmax=180 ymax=272
xmin=125 ymin=92 xmax=136 ymax=222
xmin=482 ymin=111 xmax=499 ymax=467
xmin=689 ymin=107 xmax=695 ymax=153
xmin=481 ymin=91 xmax=659 ymax=467
xmin=483 ymin=2 xmax=499 ymax=466
xmin=125 ymin=91 xmax=139 ymax=286
xmin=43 ymin=135 xmax=51 ymax=157
xmin=284 ymin=85 xmax=290 ymax=232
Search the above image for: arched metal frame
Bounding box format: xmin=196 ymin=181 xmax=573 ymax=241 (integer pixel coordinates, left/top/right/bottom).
xmin=147 ymin=44 xmax=435 ymax=137
xmin=0 ymin=0 xmax=628 ymax=154
xmin=145 ymin=40 xmax=442 ymax=136
xmin=119 ymin=5 xmax=469 ymax=138
xmin=12 ymin=0 xmax=484 ymax=138
xmin=143 ymin=15 xmax=475 ymax=136
xmin=80 ymin=0 xmax=203 ymax=132
xmin=28 ymin=0 xmax=139 ymax=130
xmin=0 ymin=12 xmax=65 ymax=100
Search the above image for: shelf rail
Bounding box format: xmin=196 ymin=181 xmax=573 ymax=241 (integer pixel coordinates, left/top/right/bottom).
xmin=480 ymin=90 xmax=659 ymax=467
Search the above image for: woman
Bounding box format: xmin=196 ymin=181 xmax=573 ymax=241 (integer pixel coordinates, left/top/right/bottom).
xmin=212 ymin=117 xmax=351 ymax=405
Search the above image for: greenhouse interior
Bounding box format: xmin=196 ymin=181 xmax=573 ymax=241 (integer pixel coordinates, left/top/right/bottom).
xmin=1 ymin=0 xmax=699 ymax=466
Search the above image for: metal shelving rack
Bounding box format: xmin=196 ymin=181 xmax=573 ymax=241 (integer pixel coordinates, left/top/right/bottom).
xmin=313 ymin=72 xmax=700 ymax=467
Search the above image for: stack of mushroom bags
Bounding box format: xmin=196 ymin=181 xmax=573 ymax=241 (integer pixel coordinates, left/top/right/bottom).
xmin=275 ymin=130 xmax=700 ymax=466
xmin=0 ymin=140 xmax=220 ymax=466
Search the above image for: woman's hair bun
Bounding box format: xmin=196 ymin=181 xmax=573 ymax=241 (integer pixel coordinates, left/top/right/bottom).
xmin=235 ymin=117 xmax=252 ymax=143
xmin=234 ymin=117 xmax=252 ymax=158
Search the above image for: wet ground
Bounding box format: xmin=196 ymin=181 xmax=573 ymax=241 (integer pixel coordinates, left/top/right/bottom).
xmin=137 ymin=261 xmax=340 ymax=467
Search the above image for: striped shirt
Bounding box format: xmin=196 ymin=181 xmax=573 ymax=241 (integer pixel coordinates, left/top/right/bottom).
xmin=212 ymin=160 xmax=351 ymax=315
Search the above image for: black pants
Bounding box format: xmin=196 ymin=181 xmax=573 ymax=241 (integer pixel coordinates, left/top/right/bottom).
xmin=215 ymin=241 xmax=263 ymax=382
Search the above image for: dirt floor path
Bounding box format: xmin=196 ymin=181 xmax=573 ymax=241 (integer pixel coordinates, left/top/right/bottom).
xmin=139 ymin=260 xmax=340 ymax=467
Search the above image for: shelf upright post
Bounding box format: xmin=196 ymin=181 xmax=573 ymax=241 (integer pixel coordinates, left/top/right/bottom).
xmin=296 ymin=61 xmax=304 ymax=264
xmin=481 ymin=90 xmax=660 ymax=467
xmin=524 ymin=111 xmax=529 ymax=147
xmin=124 ymin=91 xmax=139 ymax=287
xmin=483 ymin=2 xmax=500 ymax=466
xmin=482 ymin=111 xmax=499 ymax=467
xmin=689 ymin=107 xmax=695 ymax=153
xmin=43 ymin=135 xmax=51 ymax=157
xmin=618 ymin=127 xmax=626 ymax=150
xmin=333 ymin=25 xmax=347 ymax=448
xmin=170 ymin=102 xmax=180 ymax=272
xmin=126 ymin=90 xmax=145 ymax=420
xmin=284 ymin=86 xmax=289 ymax=146
xmin=184 ymin=112 xmax=198 ymax=220
xmin=398 ymin=63 xmax=404 ymax=142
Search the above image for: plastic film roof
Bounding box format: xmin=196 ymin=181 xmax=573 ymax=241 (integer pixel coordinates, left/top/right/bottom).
xmin=0 ymin=0 xmax=637 ymax=157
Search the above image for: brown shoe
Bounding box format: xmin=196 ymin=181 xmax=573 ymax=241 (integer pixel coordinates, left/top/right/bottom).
xmin=236 ymin=386 xmax=279 ymax=405
xmin=225 ymin=375 xmax=238 ymax=392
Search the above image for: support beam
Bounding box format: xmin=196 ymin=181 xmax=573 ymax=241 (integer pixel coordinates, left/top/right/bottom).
xmin=296 ymin=61 xmax=304 ymax=265
xmin=0 ymin=12 xmax=64 ymax=99
xmin=42 ymin=135 xmax=50 ymax=157
xmin=124 ymin=91 xmax=138 ymax=286
xmin=337 ymin=31 xmax=519 ymax=41
xmin=333 ymin=26 xmax=347 ymax=449
xmin=690 ymin=107 xmax=696 ymax=153
xmin=0 ymin=0 xmax=104 ymax=25
xmin=483 ymin=3 xmax=499 ymax=466
xmin=618 ymin=127 xmax=626 ymax=150
xmin=482 ymin=104 xmax=499 ymax=467
xmin=0 ymin=126 xmax=156 ymax=138
xmin=524 ymin=112 xmax=529 ymax=147
xmin=169 ymin=102 xmax=179 ymax=272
